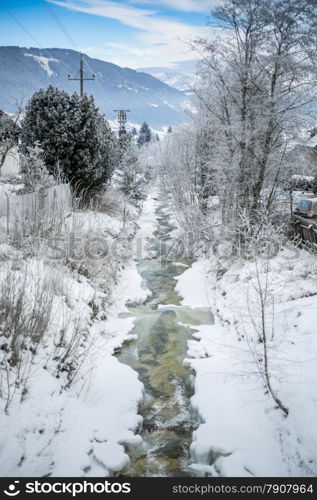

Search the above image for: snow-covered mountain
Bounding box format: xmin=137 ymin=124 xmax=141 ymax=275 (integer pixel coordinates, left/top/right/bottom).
xmin=0 ymin=46 xmax=189 ymax=129
xmin=139 ymin=60 xmax=199 ymax=93
xmin=140 ymin=68 xmax=192 ymax=92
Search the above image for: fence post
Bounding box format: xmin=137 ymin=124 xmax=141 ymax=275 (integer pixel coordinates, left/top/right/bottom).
xmin=6 ymin=190 xmax=9 ymax=239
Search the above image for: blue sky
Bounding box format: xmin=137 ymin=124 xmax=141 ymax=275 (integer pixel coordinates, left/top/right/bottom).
xmin=0 ymin=0 xmax=219 ymax=68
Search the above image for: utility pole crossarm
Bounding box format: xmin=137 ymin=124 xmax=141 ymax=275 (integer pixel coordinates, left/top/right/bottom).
xmin=68 ymin=53 xmax=95 ymax=97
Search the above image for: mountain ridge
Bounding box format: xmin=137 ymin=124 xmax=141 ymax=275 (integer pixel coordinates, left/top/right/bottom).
xmin=0 ymin=46 xmax=188 ymax=129
xmin=138 ymin=60 xmax=199 ymax=92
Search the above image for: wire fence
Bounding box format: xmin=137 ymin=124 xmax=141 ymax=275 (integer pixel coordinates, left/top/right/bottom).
xmin=0 ymin=183 xmax=72 ymax=242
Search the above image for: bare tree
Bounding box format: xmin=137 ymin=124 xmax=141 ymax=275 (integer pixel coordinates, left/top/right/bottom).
xmin=0 ymin=101 xmax=23 ymax=171
xmin=246 ymin=255 xmax=289 ymax=416
xmin=193 ymin=0 xmax=317 ymax=221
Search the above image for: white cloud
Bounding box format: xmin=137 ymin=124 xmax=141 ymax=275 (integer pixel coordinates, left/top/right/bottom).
xmin=49 ymin=0 xmax=213 ymax=67
xmin=50 ymin=0 xmax=164 ymax=31
xmin=128 ymin=0 xmax=220 ymax=14
xmin=104 ymin=42 xmax=155 ymax=57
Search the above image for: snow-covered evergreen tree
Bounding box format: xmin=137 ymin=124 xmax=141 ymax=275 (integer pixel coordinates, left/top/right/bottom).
xmin=95 ymin=114 xmax=118 ymax=189
xmin=117 ymin=142 xmax=146 ymax=201
xmin=65 ymin=92 xmax=101 ymax=188
xmin=21 ymin=85 xmax=117 ymax=190
xmin=137 ymin=122 xmax=151 ymax=147
xmin=21 ymin=86 xmax=71 ymax=173
xmin=117 ymin=132 xmax=132 ymax=165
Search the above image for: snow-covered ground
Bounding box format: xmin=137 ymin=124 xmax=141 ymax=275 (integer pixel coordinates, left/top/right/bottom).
xmin=2 ymin=182 xmax=317 ymax=478
xmin=0 ymin=191 xmax=158 ymax=477
xmin=176 ymin=250 xmax=317 ymax=477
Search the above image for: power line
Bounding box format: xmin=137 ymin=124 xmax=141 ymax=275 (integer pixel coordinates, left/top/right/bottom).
xmin=41 ymin=2 xmax=121 ymax=115
xmin=41 ymin=2 xmax=105 ymax=101
xmin=41 ymin=0 xmax=116 ymax=113
xmin=68 ymin=52 xmax=95 ymax=97
xmin=82 ymin=54 xmax=115 ymax=110
xmin=7 ymin=1 xmax=134 ymax=123
xmin=6 ymin=10 xmax=44 ymax=49
xmin=5 ymin=9 xmax=71 ymax=78
xmin=41 ymin=0 xmax=78 ymax=50
xmin=4 ymin=3 xmax=119 ymax=124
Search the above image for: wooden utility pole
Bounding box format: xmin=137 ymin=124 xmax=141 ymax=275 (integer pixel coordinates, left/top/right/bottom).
xmin=68 ymin=53 xmax=95 ymax=97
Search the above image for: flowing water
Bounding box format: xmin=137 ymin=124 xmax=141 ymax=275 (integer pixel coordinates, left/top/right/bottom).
xmin=116 ymin=200 xmax=214 ymax=477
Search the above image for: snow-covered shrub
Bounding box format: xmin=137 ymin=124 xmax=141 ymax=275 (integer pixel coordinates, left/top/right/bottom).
xmin=20 ymin=142 xmax=56 ymax=192
xmin=89 ymin=186 xmax=125 ymax=217
xmin=159 ymin=124 xmax=210 ymax=230
xmin=59 ymin=210 xmax=121 ymax=285
xmin=0 ymin=108 xmax=20 ymax=171
xmin=0 ymin=263 xmax=54 ymax=412
xmin=230 ymin=206 xmax=288 ymax=264
xmin=9 ymin=183 xmax=73 ymax=251
xmin=47 ymin=308 xmax=91 ymax=388
xmin=0 ymin=259 xmax=97 ymax=413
